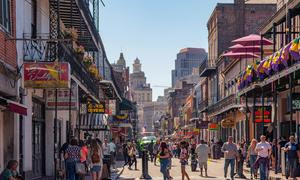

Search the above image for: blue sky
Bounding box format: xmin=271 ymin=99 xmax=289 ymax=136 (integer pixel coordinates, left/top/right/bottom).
xmin=100 ymin=0 xmax=233 ymax=100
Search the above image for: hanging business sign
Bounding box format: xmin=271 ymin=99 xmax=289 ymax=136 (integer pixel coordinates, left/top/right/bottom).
xmin=104 ymin=100 xmax=117 ymax=115
xmin=24 ymin=62 xmax=70 ymax=88
xmin=87 ymin=101 xmax=106 ymax=114
xmin=46 ymin=82 xmax=78 ymax=110
xmin=208 ymin=123 xmax=219 ymax=131
xmin=292 ymin=93 xmax=300 ymax=110
xmin=221 ymin=118 xmax=235 ymax=128
xmin=254 ymin=106 xmax=271 ymax=123
xmin=196 ymin=120 xmax=209 ymax=129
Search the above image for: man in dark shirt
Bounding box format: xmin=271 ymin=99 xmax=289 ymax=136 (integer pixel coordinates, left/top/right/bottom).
xmin=283 ymin=136 xmax=300 ymax=180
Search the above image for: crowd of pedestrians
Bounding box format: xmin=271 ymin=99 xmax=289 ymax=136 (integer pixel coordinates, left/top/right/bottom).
xmin=59 ymin=137 xmax=117 ymax=180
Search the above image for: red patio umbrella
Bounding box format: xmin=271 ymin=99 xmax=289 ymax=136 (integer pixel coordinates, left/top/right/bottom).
xmin=229 ymin=44 xmax=261 ymax=53
xmin=222 ymin=51 xmax=259 ymax=59
xmin=232 ymin=34 xmax=273 ymax=46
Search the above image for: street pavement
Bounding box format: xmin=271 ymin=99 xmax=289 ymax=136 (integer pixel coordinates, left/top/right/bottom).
xmin=117 ymin=158 xmax=247 ymax=180
xmin=116 ymin=158 xmax=288 ymax=180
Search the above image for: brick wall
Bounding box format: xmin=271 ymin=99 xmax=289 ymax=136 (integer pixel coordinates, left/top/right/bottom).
xmin=214 ymin=3 xmax=276 ymax=57
xmin=0 ymin=0 xmax=17 ymax=68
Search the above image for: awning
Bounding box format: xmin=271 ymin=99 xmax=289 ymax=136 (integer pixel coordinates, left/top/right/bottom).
xmin=99 ymin=80 xmax=122 ymax=101
xmin=119 ymin=98 xmax=136 ymax=111
xmin=0 ymin=97 xmax=27 ymax=116
xmin=183 ymin=135 xmax=194 ymax=139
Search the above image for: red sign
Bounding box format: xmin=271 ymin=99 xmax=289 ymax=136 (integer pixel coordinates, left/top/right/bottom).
xmin=208 ymin=123 xmax=219 ymax=130
xmin=24 ymin=62 xmax=70 ymax=88
xmin=254 ymin=106 xmax=271 ymax=123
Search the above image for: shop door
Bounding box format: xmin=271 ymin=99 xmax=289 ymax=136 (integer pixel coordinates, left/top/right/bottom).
xmin=32 ymin=100 xmax=45 ymax=179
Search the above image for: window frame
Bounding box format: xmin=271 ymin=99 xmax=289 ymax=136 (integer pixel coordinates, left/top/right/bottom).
xmin=0 ymin=0 xmax=11 ymax=33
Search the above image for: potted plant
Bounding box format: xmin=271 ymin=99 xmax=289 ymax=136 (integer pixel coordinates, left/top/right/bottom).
xmin=62 ymin=27 xmax=78 ymax=40
xmin=89 ymin=64 xmax=101 ymax=80
xmin=74 ymin=45 xmax=85 ymax=61
xmin=83 ymin=54 xmax=94 ymax=68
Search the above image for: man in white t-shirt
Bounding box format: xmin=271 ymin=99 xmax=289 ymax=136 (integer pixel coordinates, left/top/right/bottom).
xmin=255 ymin=135 xmax=271 ymax=180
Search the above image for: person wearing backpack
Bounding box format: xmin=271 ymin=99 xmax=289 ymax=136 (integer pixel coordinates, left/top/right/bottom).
xmin=89 ymin=139 xmax=103 ymax=180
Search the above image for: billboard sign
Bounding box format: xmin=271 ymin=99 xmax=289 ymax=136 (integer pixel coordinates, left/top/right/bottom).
xmin=24 ymin=62 xmax=70 ymax=88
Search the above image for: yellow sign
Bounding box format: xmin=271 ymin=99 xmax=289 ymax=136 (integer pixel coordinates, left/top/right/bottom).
xmin=87 ymin=102 xmax=105 ymax=113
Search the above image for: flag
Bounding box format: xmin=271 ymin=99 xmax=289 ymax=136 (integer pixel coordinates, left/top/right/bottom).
xmin=289 ymin=37 xmax=300 ymax=60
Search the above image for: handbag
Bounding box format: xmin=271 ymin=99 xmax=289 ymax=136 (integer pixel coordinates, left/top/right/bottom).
xmin=75 ymin=162 xmax=86 ymax=175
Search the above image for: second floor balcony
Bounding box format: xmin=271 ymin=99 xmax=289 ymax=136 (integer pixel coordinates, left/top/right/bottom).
xmin=23 ymin=34 xmax=100 ymax=98
xmin=207 ymin=94 xmax=240 ymax=115
xmin=199 ymin=59 xmax=216 ymax=77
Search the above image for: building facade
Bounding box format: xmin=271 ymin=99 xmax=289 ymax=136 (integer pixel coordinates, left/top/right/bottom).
xmin=199 ymin=0 xmax=276 ymax=142
xmin=172 ymin=48 xmax=207 ymax=87
xmin=129 ymin=58 xmax=153 ymax=134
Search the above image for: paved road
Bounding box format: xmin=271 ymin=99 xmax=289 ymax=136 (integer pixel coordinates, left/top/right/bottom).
xmin=117 ymin=158 xmax=251 ymax=180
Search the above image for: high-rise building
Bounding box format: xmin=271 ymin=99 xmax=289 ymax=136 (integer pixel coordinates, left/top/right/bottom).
xmin=172 ymin=48 xmax=207 ymax=87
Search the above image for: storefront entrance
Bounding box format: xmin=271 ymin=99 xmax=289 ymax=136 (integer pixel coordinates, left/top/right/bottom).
xmin=32 ymin=100 xmax=45 ymax=179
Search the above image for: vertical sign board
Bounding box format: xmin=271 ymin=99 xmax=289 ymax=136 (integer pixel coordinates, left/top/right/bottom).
xmin=24 ymin=62 xmax=70 ymax=88
xmin=105 ymin=100 xmax=117 ymax=115
xmin=46 ymin=82 xmax=78 ymax=110
xmin=254 ymin=106 xmax=271 ymax=123
xmin=292 ymin=93 xmax=300 ymax=110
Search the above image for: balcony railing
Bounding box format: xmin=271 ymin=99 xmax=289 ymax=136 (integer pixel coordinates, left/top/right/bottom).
xmin=49 ymin=0 xmax=101 ymax=51
xmin=199 ymin=59 xmax=216 ymax=77
xmin=207 ymin=94 xmax=238 ymax=114
xmin=198 ymin=99 xmax=208 ymax=112
xmin=23 ymin=34 xmax=99 ymax=98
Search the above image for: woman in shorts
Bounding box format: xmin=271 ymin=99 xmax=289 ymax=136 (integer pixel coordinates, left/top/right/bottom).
xmin=180 ymin=141 xmax=190 ymax=180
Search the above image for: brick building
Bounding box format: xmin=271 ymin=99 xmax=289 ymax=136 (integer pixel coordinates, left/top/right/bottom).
xmin=0 ymin=0 xmax=21 ymax=172
xmin=199 ymin=0 xmax=276 ymax=142
xmin=168 ymin=81 xmax=194 ymax=132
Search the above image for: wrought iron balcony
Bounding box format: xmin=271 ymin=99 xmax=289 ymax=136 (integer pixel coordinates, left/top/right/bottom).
xmin=199 ymin=59 xmax=216 ymax=77
xmin=207 ymin=94 xmax=238 ymax=115
xmin=23 ymin=34 xmax=99 ymax=98
xmin=198 ymin=99 xmax=208 ymax=112
xmin=49 ymin=0 xmax=101 ymax=51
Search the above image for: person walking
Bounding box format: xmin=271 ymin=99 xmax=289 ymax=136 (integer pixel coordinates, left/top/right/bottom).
xmin=255 ymin=135 xmax=271 ymax=180
xmin=246 ymin=139 xmax=258 ymax=179
xmin=180 ymin=141 xmax=190 ymax=180
xmin=148 ymin=140 xmax=154 ymax=162
xmin=221 ymin=136 xmax=238 ymax=180
xmin=283 ymin=136 xmax=300 ymax=180
xmin=89 ymin=139 xmax=103 ymax=180
xmin=108 ymin=138 xmax=117 ymax=172
xmin=159 ymin=141 xmax=171 ymax=180
xmin=153 ymin=139 xmax=161 ymax=166
xmin=122 ymin=141 xmax=130 ymax=166
xmin=65 ymin=139 xmax=81 ymax=180
xmin=195 ymin=140 xmax=209 ymax=177
xmin=128 ymin=142 xmax=137 ymax=170
xmin=236 ymin=142 xmax=246 ymax=179
xmin=79 ymin=140 xmax=89 ymax=180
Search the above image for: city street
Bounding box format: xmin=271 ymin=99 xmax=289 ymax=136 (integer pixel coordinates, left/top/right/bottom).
xmin=1 ymin=0 xmax=300 ymax=179
xmin=117 ymin=158 xmax=251 ymax=180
